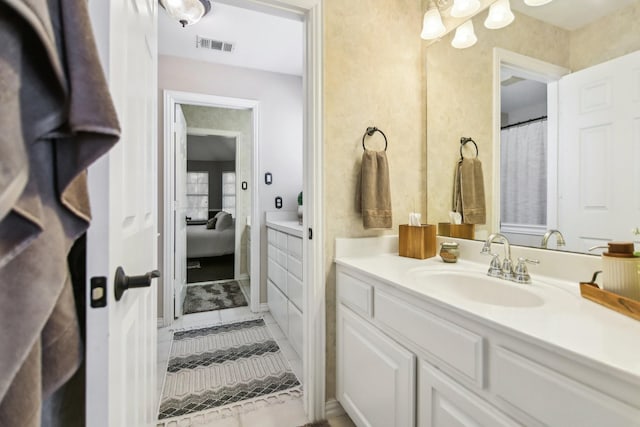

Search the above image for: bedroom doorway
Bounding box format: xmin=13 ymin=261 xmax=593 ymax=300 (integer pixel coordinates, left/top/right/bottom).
xmin=184 ymin=129 xmax=240 ymax=285
xmin=163 ymin=92 xmax=260 ymax=321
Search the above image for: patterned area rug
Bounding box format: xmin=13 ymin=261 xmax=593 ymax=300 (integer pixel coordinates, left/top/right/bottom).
xmin=183 ymin=280 xmax=248 ymax=314
xmin=158 ymin=318 xmax=300 ymax=420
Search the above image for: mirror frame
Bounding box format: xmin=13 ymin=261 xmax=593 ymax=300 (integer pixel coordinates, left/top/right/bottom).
xmin=491 ymin=48 xmax=571 ymax=237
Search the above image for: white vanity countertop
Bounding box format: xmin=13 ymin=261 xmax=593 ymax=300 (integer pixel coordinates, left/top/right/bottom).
xmin=266 ymin=219 xmax=303 ymax=237
xmin=335 ymin=245 xmax=640 ymax=382
xmin=265 ymin=211 xmax=303 ymax=237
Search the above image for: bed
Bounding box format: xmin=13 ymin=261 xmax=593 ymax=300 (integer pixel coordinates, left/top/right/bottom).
xmin=186 ymin=212 xmax=235 ymax=258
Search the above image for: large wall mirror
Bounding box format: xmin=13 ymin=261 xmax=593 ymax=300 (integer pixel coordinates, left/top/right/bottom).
xmin=426 ymin=0 xmax=640 ymax=254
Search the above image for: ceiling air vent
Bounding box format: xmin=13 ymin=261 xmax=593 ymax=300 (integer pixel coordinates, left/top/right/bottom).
xmin=196 ymin=36 xmax=234 ymax=53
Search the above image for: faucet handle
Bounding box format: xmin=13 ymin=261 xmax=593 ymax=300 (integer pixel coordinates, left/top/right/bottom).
xmin=487 ymin=253 xmax=502 ymax=277
xmin=513 ymin=257 xmax=539 ymax=284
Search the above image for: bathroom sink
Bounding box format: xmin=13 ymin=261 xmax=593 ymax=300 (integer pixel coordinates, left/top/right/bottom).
xmin=409 ymin=270 xmax=545 ymax=308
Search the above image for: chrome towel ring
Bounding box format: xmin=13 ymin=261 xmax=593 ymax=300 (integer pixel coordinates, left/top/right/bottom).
xmin=460 ymin=137 xmax=478 ymax=159
xmin=362 ymin=126 xmax=388 ymax=151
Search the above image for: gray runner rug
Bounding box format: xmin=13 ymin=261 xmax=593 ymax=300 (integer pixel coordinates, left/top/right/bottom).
xmin=158 ymin=318 xmax=300 ymax=420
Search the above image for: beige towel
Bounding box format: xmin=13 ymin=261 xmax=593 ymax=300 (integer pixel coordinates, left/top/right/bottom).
xmin=359 ymin=150 xmax=392 ymax=229
xmin=453 ymin=158 xmax=486 ymax=224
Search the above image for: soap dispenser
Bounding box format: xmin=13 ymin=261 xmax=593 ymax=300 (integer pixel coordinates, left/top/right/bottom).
xmin=593 ymin=242 xmax=640 ymax=300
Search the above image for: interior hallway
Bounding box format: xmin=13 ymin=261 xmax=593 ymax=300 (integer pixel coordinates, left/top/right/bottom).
xmin=156 ymin=280 xmax=353 ymax=426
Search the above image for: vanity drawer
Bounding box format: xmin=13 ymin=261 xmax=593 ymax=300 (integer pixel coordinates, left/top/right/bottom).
xmin=288 ymin=235 xmax=303 ymax=260
xmin=375 ymin=290 xmax=484 ymax=387
xmin=288 ymin=255 xmax=302 ymax=280
xmin=277 ymin=231 xmax=288 ymax=250
xmin=288 ymin=272 xmax=303 ymax=311
xmin=491 ymin=346 xmax=640 ymax=427
xmin=277 ymin=248 xmax=287 ymax=269
xmin=268 ymin=244 xmax=277 ymax=261
xmin=267 ymin=228 xmax=277 ymax=246
xmin=337 ymin=270 xmax=373 ymax=318
xmin=268 ymin=258 xmax=287 ymax=294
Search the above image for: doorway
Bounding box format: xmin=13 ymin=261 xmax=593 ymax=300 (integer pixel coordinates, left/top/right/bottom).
xmin=492 ymin=48 xmax=570 ymax=247
xmin=159 ymin=0 xmax=325 ymax=421
xmin=163 ymin=93 xmax=260 ymax=318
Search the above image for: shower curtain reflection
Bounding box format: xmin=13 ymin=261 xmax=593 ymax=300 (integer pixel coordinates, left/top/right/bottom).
xmin=500 ymin=119 xmax=548 ymax=230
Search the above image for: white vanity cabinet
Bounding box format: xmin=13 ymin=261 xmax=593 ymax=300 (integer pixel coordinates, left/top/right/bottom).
xmin=266 ymin=220 xmax=303 ymax=357
xmin=337 ymin=305 xmax=416 ymax=427
xmin=336 ymin=264 xmax=640 ymax=427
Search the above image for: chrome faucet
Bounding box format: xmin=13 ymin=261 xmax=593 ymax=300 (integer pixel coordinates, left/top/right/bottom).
xmin=541 ymin=229 xmax=566 ymax=249
xmin=481 ymin=233 xmax=514 ymax=280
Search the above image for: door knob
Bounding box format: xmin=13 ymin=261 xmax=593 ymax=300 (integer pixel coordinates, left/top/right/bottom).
xmin=114 ymin=266 xmax=160 ymax=301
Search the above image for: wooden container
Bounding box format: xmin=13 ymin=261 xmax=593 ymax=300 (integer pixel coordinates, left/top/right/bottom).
xmin=438 ymin=222 xmax=475 ymax=239
xmin=399 ymin=224 xmax=436 ymax=259
xmin=580 ymin=282 xmax=640 ymax=321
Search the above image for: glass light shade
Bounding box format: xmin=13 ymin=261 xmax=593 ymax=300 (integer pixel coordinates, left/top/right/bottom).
xmin=484 ymin=0 xmax=515 ymax=29
xmin=160 ymin=0 xmax=206 ymax=26
xmin=420 ymin=7 xmax=446 ymax=40
xmin=451 ymin=20 xmax=477 ymax=49
xmin=451 ymin=0 xmax=481 ymax=18
xmin=524 ymin=0 xmax=553 ymax=5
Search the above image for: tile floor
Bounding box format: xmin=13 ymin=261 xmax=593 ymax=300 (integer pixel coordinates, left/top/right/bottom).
xmin=156 ymin=288 xmax=349 ymax=427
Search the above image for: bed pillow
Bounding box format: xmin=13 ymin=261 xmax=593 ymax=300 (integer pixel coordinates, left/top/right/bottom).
xmin=215 ymin=212 xmax=233 ymax=230
xmin=206 ymin=217 xmax=217 ymax=229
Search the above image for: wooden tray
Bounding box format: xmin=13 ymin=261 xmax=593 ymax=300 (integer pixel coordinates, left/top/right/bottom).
xmin=579 ymin=283 xmax=640 ymax=321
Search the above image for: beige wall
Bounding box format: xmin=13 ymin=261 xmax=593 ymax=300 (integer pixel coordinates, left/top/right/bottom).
xmin=426 ymin=3 xmax=640 ymax=236
xmin=570 ymin=2 xmax=640 ymax=71
xmin=323 ymin=0 xmax=426 ymax=399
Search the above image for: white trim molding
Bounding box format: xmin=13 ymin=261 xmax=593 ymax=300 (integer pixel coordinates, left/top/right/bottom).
xmin=162 ymin=91 xmax=261 ymax=327
xmin=325 ymin=399 xmax=346 ymax=419
xmin=492 ymin=48 xmax=571 ymax=235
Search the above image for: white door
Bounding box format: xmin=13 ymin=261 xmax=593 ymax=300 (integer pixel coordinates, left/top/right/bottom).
xmin=558 ymin=50 xmax=640 ymax=252
xmin=85 ymin=0 xmax=158 ymax=426
xmin=174 ymin=105 xmax=188 ymax=318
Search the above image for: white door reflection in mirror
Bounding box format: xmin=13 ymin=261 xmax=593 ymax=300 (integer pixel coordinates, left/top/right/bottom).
xmin=558 ymin=50 xmax=640 ymax=253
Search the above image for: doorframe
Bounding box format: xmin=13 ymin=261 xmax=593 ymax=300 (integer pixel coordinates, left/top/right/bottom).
xmin=186 ymin=126 xmax=245 ymax=282
xmin=492 ymin=48 xmax=570 ymax=234
xmin=163 ymin=92 xmax=261 ymax=321
xmin=163 ymin=0 xmax=324 ymax=419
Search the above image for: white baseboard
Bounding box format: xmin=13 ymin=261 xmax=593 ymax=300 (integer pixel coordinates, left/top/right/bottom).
xmin=157 ymin=318 xmax=165 ymax=328
xmin=259 ymin=303 xmax=270 ymax=312
xmin=325 ymin=399 xmax=345 ymax=419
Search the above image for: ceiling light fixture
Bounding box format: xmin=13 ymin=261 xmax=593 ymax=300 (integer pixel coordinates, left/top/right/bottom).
xmin=159 ymin=0 xmax=211 ymax=27
xmin=484 ymin=0 xmax=515 ymax=30
xmin=524 ymin=0 xmax=553 ymax=6
xmin=451 ymin=0 xmax=481 ymax=18
xmin=420 ymin=1 xmax=447 ymax=40
xmin=451 ymin=20 xmax=477 ymax=49
xmin=421 ymin=0 xmax=516 ymax=49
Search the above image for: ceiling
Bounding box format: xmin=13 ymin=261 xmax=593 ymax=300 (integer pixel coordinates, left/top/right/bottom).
xmin=187 ymin=135 xmax=236 ymax=161
xmin=510 ymin=0 xmax=637 ymax=31
xmin=501 ymin=78 xmax=547 ymax=113
xmin=158 ymin=0 xmax=638 ymax=79
xmin=158 ymin=1 xmax=303 ymax=76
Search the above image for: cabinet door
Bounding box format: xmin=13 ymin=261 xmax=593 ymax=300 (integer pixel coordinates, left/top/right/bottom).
xmin=337 ymin=306 xmax=415 ymax=427
xmin=419 ymin=361 xmax=521 ymax=427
